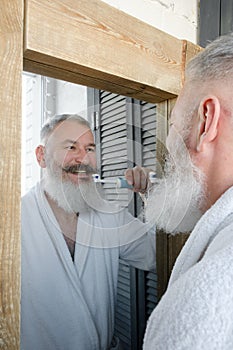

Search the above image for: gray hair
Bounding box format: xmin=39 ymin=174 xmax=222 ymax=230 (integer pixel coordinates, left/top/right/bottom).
xmin=40 ymin=114 xmax=91 ymax=143
xmin=186 ymin=32 xmax=233 ymax=81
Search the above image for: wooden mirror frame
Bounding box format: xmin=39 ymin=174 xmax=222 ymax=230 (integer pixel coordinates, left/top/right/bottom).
xmin=0 ymin=0 xmax=201 ymax=347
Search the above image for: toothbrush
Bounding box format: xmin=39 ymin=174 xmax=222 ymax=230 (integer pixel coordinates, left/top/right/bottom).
xmin=92 ymin=172 xmax=156 ymax=189
xmin=92 ymin=174 xmax=133 ymax=188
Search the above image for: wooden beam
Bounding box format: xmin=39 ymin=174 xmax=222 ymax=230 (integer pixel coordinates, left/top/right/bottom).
xmin=23 ymin=0 xmax=190 ymax=103
xmin=0 ymin=0 xmax=23 ymax=348
xmin=181 ymin=40 xmax=203 ymax=85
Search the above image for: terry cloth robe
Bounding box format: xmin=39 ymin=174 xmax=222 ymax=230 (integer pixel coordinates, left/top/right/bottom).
xmin=143 ymin=186 xmax=233 ymax=350
xmin=21 ymin=182 xmax=155 ymax=350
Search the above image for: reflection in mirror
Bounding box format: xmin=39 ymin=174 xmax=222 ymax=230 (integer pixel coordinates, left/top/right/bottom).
xmin=21 ymin=73 xmax=158 ymax=350
xmin=21 ymin=73 xmax=88 ymax=195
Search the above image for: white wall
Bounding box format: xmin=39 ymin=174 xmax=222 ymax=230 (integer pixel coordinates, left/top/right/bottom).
xmin=55 ymin=80 xmax=88 ymax=118
xmin=101 ymin=0 xmax=199 ymax=43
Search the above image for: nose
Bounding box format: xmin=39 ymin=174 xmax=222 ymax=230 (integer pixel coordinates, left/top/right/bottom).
xmin=73 ymin=146 xmax=89 ymax=164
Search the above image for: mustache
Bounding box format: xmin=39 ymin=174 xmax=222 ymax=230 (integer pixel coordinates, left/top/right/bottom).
xmin=62 ymin=164 xmax=97 ymax=174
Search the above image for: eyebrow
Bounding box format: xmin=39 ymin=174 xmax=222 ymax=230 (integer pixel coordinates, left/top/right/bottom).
xmin=86 ymin=143 xmax=96 ymax=148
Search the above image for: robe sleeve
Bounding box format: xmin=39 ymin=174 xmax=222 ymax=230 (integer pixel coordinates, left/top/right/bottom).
xmin=118 ymin=209 xmax=156 ymax=271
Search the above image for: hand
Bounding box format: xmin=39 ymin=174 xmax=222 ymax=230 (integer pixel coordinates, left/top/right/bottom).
xmin=124 ymin=166 xmax=153 ymax=193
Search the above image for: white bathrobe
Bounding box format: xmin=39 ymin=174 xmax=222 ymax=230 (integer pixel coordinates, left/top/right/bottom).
xmin=21 ymin=183 xmax=155 ymax=350
xmin=143 ymin=186 xmax=233 ymax=350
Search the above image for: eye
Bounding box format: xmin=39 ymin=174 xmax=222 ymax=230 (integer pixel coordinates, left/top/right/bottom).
xmin=86 ymin=146 xmax=95 ymax=153
xmin=66 ymin=145 xmax=76 ymax=150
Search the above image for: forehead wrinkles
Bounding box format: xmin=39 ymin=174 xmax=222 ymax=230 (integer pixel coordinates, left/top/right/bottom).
xmin=45 ymin=121 xmax=93 ymax=147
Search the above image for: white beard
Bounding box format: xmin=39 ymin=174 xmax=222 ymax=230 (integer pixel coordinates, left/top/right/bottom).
xmin=146 ymin=137 xmax=206 ymax=234
xmin=43 ymin=172 xmax=93 ymax=213
xmin=42 ymin=159 xmax=119 ymax=214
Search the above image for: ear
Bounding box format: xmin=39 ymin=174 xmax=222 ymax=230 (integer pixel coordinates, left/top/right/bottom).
xmin=196 ymin=95 xmax=220 ymax=152
xmin=35 ymin=145 xmax=47 ymax=168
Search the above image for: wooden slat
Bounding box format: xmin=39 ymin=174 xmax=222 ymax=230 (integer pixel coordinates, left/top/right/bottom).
xmin=0 ymin=0 xmax=23 ymax=349
xmin=156 ymin=100 xmax=169 ymax=177
xmin=168 ymin=233 xmax=190 ymax=278
xmin=155 ymin=100 xmax=169 ymax=300
xmin=23 ymin=0 xmax=189 ymax=103
xmin=181 ymin=40 xmax=203 ymax=85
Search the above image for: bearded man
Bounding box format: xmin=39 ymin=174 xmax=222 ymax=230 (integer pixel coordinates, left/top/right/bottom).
xmin=138 ymin=32 xmax=233 ymax=349
xmin=21 ymin=114 xmax=155 ymax=350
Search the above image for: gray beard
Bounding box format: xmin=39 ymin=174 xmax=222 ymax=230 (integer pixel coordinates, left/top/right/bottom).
xmin=146 ymin=143 xmax=206 ymax=234
xmin=43 ymin=173 xmax=93 ymax=213
xmin=42 ymin=166 xmax=120 ymax=214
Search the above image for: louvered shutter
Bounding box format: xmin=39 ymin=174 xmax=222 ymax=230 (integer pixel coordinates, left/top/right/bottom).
xmin=114 ymin=260 xmax=132 ymax=349
xmin=140 ymin=101 xmax=158 ymax=317
xmin=87 ymin=89 xmax=158 ymax=349
xmin=99 ymin=91 xmax=129 ymax=206
xmin=96 ymin=91 xmax=133 ymax=348
xmin=141 ymin=101 xmax=156 ymax=171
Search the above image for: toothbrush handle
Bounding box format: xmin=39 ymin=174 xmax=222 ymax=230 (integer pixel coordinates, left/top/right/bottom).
xmin=116 ymin=171 xmax=156 ymax=189
xmin=116 ymin=177 xmax=133 ymax=189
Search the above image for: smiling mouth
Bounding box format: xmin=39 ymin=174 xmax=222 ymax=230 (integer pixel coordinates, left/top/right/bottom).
xmin=72 ymin=170 xmax=86 ymax=174
xmin=62 ymin=165 xmax=94 ymax=175
xmin=62 ymin=168 xmax=87 ymax=175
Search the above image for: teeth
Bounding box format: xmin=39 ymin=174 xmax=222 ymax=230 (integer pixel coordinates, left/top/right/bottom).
xmin=62 ymin=167 xmax=87 ymax=174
